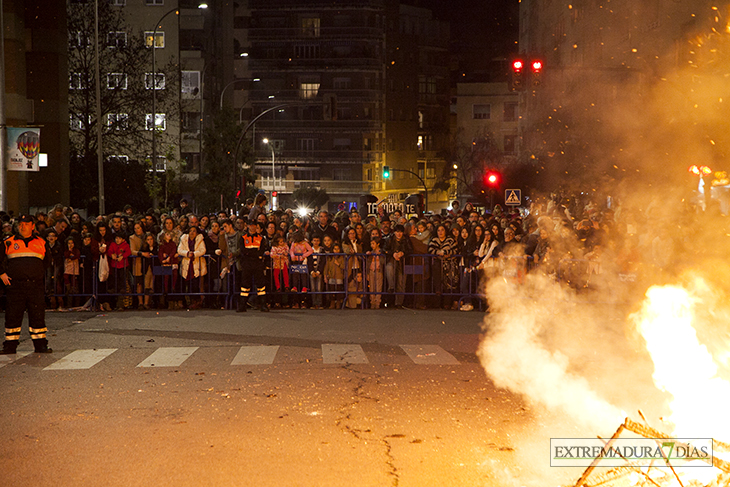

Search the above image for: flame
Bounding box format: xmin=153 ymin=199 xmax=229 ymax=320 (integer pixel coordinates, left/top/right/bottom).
xmin=633 ymin=283 xmax=730 ymax=439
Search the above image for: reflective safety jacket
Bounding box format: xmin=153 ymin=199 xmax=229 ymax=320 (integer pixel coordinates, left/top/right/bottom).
xmin=237 ymin=232 xmax=269 ymax=265
xmin=0 ymin=234 xmax=50 ymax=281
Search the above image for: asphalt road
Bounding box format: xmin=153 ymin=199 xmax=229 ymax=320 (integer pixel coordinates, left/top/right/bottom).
xmin=0 ymin=309 xmax=529 ymax=487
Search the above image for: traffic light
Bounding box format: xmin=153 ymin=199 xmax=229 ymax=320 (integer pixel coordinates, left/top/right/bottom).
xmin=511 ymin=59 xmax=524 ymax=90
xmin=530 ymin=60 xmax=543 ymax=87
xmin=383 ymin=165 xmax=390 ymax=179
xmin=485 ymin=170 xmax=500 ymax=189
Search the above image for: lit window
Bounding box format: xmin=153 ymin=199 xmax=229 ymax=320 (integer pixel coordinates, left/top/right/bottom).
xmin=144 ymin=31 xmax=165 ymax=48
xmin=301 ymin=18 xmax=320 ymax=37
xmin=299 ymin=82 xmax=320 ymax=99
xmin=145 ymin=113 xmax=166 ymax=131
xmin=181 ymin=71 xmax=200 ymax=98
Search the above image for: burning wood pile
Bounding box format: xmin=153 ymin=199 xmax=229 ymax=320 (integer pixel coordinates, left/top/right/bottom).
xmin=574 ymin=416 xmax=730 ymax=487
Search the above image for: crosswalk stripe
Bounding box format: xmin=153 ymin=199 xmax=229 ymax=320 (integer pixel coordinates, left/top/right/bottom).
xmin=44 ymin=349 xmax=117 ymax=370
xmin=399 ymin=345 xmax=460 ymax=365
xmin=322 ymin=344 xmax=369 ymax=364
xmin=137 ymin=347 xmax=198 ymax=368
xmin=0 ymin=351 xmax=31 ymax=368
xmin=231 ymin=346 xmax=279 ymax=365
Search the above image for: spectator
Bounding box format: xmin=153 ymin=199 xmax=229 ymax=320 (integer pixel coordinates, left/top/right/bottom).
xmin=308 ymin=235 xmax=325 ymax=309
xmin=311 ymin=211 xmax=339 ymax=243
xmin=159 ymin=231 xmax=180 ymax=309
xmin=269 ymin=235 xmax=290 ymax=308
xmin=409 ymin=221 xmax=431 ymax=310
xmin=324 ymin=242 xmax=345 ymax=309
xmin=366 ymin=237 xmax=384 ymax=309
xmin=63 ymin=236 xmax=80 ymax=308
xmin=429 ymin=224 xmax=458 ymax=310
xmin=44 ymin=230 xmax=64 ymax=310
xmin=178 ymin=226 xmax=206 ymax=309
xmin=139 ymin=232 xmax=159 ymax=309
xmin=108 ymin=232 xmax=132 ymax=310
xmin=384 ymin=224 xmax=412 ymax=308
xmin=129 ymin=221 xmax=145 ymax=309
xmin=289 ymin=230 xmax=313 ymax=308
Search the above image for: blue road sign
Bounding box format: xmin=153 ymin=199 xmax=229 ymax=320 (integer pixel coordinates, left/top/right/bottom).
xmin=505 ymin=189 xmax=521 ymax=206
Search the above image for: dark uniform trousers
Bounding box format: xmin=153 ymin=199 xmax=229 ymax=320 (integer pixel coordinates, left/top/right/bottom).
xmin=238 ymin=261 xmax=266 ymax=310
xmin=4 ymin=278 xmax=48 ymax=350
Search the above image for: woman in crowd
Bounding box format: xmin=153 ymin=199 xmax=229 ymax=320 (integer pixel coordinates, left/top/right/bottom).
xmin=139 ymin=232 xmax=159 ymax=309
xmin=177 ymin=226 xmax=207 ymax=309
xmin=429 ymin=224 xmax=458 ymax=310
xmin=129 ymin=221 xmax=146 ymax=309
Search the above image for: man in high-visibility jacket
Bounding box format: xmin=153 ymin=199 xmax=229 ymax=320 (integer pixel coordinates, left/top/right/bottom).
xmin=0 ymin=215 xmax=52 ymax=354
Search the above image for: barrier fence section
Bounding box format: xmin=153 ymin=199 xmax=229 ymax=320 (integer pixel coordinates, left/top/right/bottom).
xmin=44 ymin=253 xmax=618 ymax=310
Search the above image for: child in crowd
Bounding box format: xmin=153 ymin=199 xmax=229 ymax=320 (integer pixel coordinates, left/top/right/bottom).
xmin=269 ymin=235 xmax=290 ymax=308
xmin=108 ymin=232 xmax=132 ymax=310
xmin=63 ymin=236 xmax=80 ymax=307
xmin=346 ymin=270 xmax=363 ymax=309
xmin=324 ymin=242 xmax=345 ymax=309
xmin=308 ymin=235 xmax=324 ymax=309
xmin=288 ymin=230 xmax=313 ymax=308
xmin=367 ymin=238 xmax=384 ymax=309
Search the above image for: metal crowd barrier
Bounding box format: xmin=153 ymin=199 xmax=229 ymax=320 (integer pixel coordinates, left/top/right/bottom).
xmin=43 ymin=252 xmax=620 ymax=311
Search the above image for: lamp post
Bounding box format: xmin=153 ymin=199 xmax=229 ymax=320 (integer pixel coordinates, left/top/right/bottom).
xmin=149 ymin=4 xmax=207 ymax=207
xmin=150 ymin=7 xmax=179 ymax=207
xmin=220 ymin=78 xmax=260 ymax=111
xmin=263 ymin=138 xmax=276 ymax=208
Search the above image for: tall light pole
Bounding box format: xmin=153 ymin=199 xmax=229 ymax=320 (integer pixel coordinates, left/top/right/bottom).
xmin=263 ymin=138 xmax=276 ymax=209
xmin=150 ymin=7 xmax=179 ymax=207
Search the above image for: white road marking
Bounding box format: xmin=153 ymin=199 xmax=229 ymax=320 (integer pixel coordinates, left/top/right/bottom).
xmin=0 ymin=351 xmax=31 ymax=368
xmin=400 ymin=345 xmax=460 ymax=365
xmin=137 ymin=347 xmax=198 ymax=368
xmin=44 ymin=349 xmax=117 ymax=370
xmin=231 ymin=346 xmax=279 ymax=365
xmin=322 ymin=344 xmax=369 ymax=364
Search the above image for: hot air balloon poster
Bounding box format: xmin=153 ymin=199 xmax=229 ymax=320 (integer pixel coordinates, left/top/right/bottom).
xmin=7 ymin=127 xmax=40 ymax=172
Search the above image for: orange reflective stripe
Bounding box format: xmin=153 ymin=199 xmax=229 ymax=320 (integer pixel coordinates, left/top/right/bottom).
xmin=7 ymin=251 xmax=44 ymax=259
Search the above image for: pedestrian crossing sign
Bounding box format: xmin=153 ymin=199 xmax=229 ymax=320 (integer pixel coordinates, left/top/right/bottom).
xmin=505 ymin=189 xmax=521 ymax=206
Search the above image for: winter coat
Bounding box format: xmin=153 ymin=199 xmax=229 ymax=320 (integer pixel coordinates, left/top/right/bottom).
xmin=177 ymin=233 xmax=207 ymax=279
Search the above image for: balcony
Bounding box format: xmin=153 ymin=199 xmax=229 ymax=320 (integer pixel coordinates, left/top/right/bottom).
xmin=248 ymin=27 xmax=385 ymax=41
xmin=257 ymin=177 xmax=378 ymax=195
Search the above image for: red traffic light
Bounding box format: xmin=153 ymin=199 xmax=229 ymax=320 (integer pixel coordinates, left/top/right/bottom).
xmin=236 ymin=190 xmax=241 ymax=199
xmin=272 ymin=191 xmax=278 ymax=197
xmin=485 ymin=170 xmax=500 ymax=188
xmin=512 ymin=60 xmax=524 ymax=72
xmin=531 ymin=60 xmax=543 ymax=72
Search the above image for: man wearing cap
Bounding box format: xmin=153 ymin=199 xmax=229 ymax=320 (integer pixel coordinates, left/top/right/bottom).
xmin=0 ymin=215 xmax=52 ymax=354
xmin=236 ymin=221 xmax=270 ymax=312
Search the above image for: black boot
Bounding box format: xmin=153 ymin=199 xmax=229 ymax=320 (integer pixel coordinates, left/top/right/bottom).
xmin=236 ymin=296 xmax=248 ymax=313
xmin=33 ymin=338 xmax=52 ymax=354
xmin=1 ymin=340 xmax=17 ymax=355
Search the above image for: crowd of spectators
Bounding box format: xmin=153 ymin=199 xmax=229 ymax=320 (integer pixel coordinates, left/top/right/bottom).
xmin=1 ymin=193 xmax=640 ymax=312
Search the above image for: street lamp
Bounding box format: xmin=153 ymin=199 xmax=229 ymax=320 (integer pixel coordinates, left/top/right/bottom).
xmin=263 ymin=138 xmax=276 ymax=207
xmin=219 ymin=78 xmax=260 ymax=110
xmin=150 ymin=4 xmax=207 ymax=207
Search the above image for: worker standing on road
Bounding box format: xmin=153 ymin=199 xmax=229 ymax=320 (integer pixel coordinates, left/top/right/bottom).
xmin=236 ymin=221 xmax=270 ymax=313
xmin=0 ymin=215 xmax=53 ymax=354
